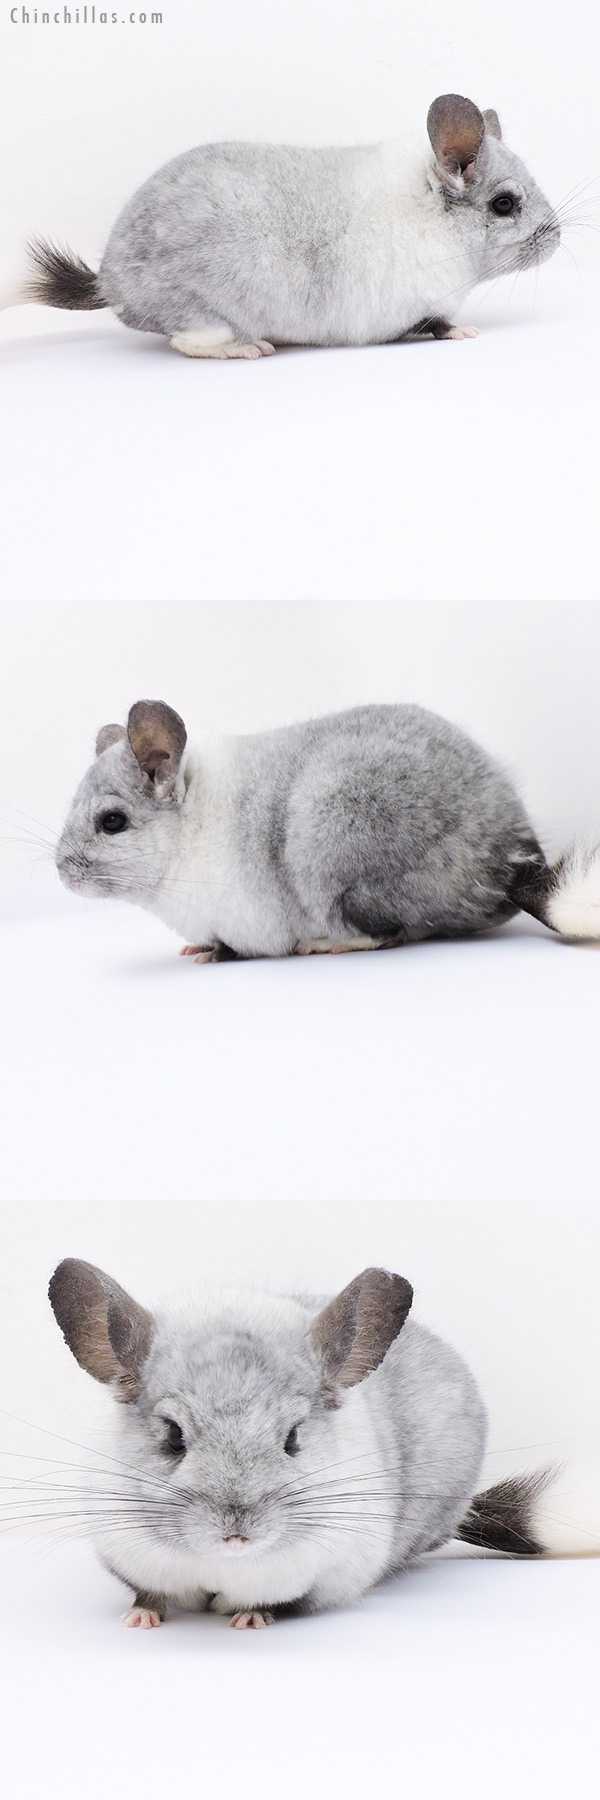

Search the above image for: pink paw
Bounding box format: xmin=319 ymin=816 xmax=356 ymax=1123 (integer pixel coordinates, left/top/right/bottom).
xmin=447 ymin=326 xmax=479 ymax=340
xmin=230 ymin=1610 xmax=274 ymax=1631
xmin=122 ymin=1608 xmax=161 ymax=1630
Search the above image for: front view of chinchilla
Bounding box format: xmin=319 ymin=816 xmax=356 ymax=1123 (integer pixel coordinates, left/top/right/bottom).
xmin=8 ymin=94 xmax=559 ymax=356
xmin=55 ymin=699 xmax=600 ymax=960
xmin=48 ymin=1259 xmax=551 ymax=1629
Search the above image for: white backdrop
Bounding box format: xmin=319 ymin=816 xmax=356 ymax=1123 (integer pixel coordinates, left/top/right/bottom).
xmin=1 ymin=8 xmax=599 ymax=1787
xmin=2 ymin=4 xmax=598 ymax=608
xmin=1 ymin=0 xmax=597 ymax=270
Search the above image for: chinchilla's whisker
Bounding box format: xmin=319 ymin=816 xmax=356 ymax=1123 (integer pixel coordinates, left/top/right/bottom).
xmin=0 ymin=1456 xmax=180 ymax=1490
xmin=286 ymin=1520 xmax=397 ymax=1545
xmin=0 ymin=1484 xmax=180 ymax=1505
xmin=0 ymin=827 xmax=57 ymax=854
xmin=559 ymin=242 xmax=583 ymax=284
xmin=0 ymin=1464 xmax=179 ymax=1501
xmin=273 ymin=1448 xmax=482 ymax=1497
xmin=556 ymin=171 xmax=600 ymax=204
xmin=0 ymin=1511 xmax=179 ymax=1532
xmin=0 ymin=1449 xmax=166 ymax=1471
xmin=0 ymin=1481 xmax=184 ymax=1508
xmin=552 ymin=177 xmax=600 ymax=215
xmin=0 ymin=1409 xmax=181 ymax=1495
xmin=562 ymin=220 xmax=600 ymax=239
xmin=2 ymin=805 xmax=62 ymax=843
xmin=0 ymin=1485 xmax=185 ymax=1508
xmin=0 ymin=1497 xmax=181 ymax=1526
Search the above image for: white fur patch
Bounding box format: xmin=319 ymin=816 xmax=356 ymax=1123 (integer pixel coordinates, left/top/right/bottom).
xmin=547 ymin=844 xmax=600 ymax=940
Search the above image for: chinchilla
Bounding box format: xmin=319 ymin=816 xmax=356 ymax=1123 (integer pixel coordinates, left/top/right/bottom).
xmin=7 ymin=94 xmax=559 ymax=356
xmin=48 ymin=1258 xmax=553 ymax=1629
xmin=54 ymin=699 xmax=600 ymax=961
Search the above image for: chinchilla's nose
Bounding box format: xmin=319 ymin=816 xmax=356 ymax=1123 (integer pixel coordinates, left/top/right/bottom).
xmin=530 ymin=211 xmax=560 ymax=266
xmin=220 ymin=1504 xmax=253 ymax=1546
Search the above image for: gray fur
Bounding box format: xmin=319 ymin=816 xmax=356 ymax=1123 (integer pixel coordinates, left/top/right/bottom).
xmin=55 ymin=699 xmax=551 ymax=959
xmin=48 ymin=1260 xmax=492 ymax=1617
xmin=26 ymin=94 xmax=559 ymax=346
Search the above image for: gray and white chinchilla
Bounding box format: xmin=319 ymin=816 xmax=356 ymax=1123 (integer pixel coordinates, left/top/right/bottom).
xmin=6 ymin=94 xmax=559 ymax=356
xmin=55 ymin=698 xmax=600 ymax=961
xmin=48 ymin=1258 xmax=553 ymax=1630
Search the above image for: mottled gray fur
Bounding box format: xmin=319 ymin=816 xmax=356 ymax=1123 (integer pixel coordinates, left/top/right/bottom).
xmin=56 ymin=700 xmax=552 ymax=959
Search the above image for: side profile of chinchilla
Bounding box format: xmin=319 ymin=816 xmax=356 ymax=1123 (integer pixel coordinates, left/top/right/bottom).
xmin=48 ymin=1258 xmax=553 ymax=1629
xmin=54 ymin=698 xmax=600 ymax=961
xmin=5 ymin=94 xmax=559 ymax=356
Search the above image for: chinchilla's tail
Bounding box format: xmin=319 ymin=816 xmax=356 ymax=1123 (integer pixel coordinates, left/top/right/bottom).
xmin=456 ymin=1470 xmax=553 ymax=1556
xmin=511 ymin=842 xmax=600 ymax=941
xmin=0 ymin=240 xmax=107 ymax=311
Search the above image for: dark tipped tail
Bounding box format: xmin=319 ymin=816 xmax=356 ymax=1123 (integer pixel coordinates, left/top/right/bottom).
xmin=456 ymin=1470 xmax=554 ymax=1556
xmin=510 ymin=842 xmax=600 ymax=941
xmin=26 ymin=239 xmax=107 ymax=311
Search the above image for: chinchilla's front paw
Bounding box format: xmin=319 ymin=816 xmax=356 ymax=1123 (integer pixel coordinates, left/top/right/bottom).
xmin=230 ymin=1610 xmax=274 ymax=1630
xmin=122 ymin=1607 xmax=162 ymax=1630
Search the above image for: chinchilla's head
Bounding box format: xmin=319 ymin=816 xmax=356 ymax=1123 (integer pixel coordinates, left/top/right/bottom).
xmin=55 ymin=700 xmax=188 ymax=905
xmin=426 ymin=93 xmax=560 ymax=278
xmin=48 ymin=1261 xmax=413 ymax=1563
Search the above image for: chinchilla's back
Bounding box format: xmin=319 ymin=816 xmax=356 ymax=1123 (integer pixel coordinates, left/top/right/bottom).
xmin=229 ymin=702 xmax=536 ymax=941
xmin=99 ymin=141 xmax=369 ymax=340
xmin=367 ymin=1317 xmax=488 ymax=1564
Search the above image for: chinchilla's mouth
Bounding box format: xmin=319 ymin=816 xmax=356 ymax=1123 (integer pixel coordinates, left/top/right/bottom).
xmin=218 ymin=1539 xmax=256 ymax=1558
xmin=55 ymin=857 xmax=86 ymax=893
xmin=217 ymin=1532 xmax=280 ymax=1559
xmin=199 ymin=1529 xmax=280 ymax=1562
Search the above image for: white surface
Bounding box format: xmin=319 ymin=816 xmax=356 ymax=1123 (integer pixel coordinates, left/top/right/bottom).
xmin=1 ymin=259 xmax=599 ymax=605
xmin=0 ymin=1539 xmax=598 ymax=1800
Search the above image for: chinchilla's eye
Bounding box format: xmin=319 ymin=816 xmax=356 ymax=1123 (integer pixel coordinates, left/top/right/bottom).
xmin=97 ymin=810 xmax=129 ymax=835
xmin=490 ymin=192 xmax=517 ymax=217
xmin=165 ymin=1420 xmax=186 ymax=1455
xmin=284 ymin=1425 xmax=300 ymax=1456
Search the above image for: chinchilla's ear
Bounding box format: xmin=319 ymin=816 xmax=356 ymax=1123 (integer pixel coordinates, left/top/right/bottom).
xmin=127 ymin=700 xmax=187 ymax=799
xmin=95 ymin=723 xmax=126 ymax=756
xmin=427 ymin=94 xmax=487 ymax=189
xmin=310 ymin=1268 xmax=413 ymax=1396
xmin=483 ymin=108 xmax=502 ymax=141
xmin=48 ymin=1259 xmax=154 ymax=1399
